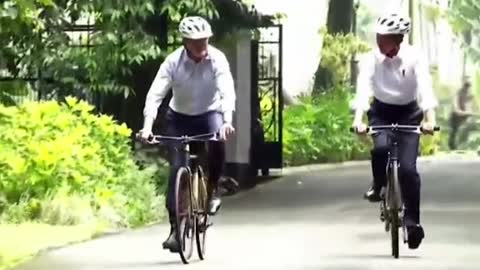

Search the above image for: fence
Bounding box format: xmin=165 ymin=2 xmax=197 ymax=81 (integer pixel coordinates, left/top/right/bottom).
xmin=0 ymin=22 xmax=107 ymax=113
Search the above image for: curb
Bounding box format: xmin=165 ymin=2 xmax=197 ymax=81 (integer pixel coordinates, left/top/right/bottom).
xmin=282 ymin=160 xmax=369 ymax=174
xmin=281 ymin=153 xmax=480 ymax=175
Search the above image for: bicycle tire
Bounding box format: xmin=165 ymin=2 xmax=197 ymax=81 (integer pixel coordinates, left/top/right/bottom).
xmin=382 ymin=199 xmax=390 ymax=232
xmin=195 ymin=165 xmax=209 ymax=260
xmin=390 ymin=160 xmax=400 ymax=259
xmin=174 ymin=167 xmax=195 ymax=264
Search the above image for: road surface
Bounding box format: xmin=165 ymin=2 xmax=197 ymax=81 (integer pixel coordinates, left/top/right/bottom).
xmin=14 ymin=158 xmax=480 ymax=270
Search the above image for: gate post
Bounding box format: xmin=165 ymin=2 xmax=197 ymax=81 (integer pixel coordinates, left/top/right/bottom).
xmin=224 ymin=30 xmax=256 ymax=188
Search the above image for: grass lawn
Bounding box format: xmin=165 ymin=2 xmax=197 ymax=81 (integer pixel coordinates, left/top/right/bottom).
xmin=0 ymin=223 xmax=102 ymax=270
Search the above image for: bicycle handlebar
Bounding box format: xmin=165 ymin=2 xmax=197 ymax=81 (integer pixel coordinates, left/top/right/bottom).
xmin=135 ymin=131 xmax=219 ymax=145
xmin=349 ymin=124 xmax=440 ymax=134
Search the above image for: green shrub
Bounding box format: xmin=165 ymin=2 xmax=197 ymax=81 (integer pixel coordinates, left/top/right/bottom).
xmin=319 ymin=29 xmax=371 ymax=85
xmin=419 ymin=133 xmax=442 ymax=156
xmin=451 ymin=117 xmax=480 ymax=151
xmin=280 ymin=84 xmax=440 ymax=166
xmin=133 ymin=143 xmax=170 ymax=196
xmin=39 ymin=190 xmax=95 ymax=226
xmin=282 ymin=85 xmax=371 ymax=166
xmin=0 ymin=97 xmax=166 ymax=228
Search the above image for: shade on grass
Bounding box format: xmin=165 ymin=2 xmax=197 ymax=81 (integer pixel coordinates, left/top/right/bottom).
xmin=0 ymin=223 xmax=101 ymax=270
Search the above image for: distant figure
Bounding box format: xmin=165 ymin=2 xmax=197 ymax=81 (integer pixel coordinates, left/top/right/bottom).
xmin=448 ymin=79 xmax=475 ymax=150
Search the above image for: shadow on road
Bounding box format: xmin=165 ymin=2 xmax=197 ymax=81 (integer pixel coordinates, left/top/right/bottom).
xmin=330 ymin=254 xmax=420 ymax=260
xmin=93 ymin=260 xmax=185 ymax=269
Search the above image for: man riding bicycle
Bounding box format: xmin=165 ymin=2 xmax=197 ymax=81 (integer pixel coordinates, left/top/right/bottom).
xmin=351 ymin=13 xmax=438 ymax=250
xmin=140 ymin=16 xmax=236 ymax=252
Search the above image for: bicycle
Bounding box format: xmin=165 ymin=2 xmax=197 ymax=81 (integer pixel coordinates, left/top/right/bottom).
xmin=136 ymin=131 xmax=218 ymax=264
xmin=351 ymin=124 xmax=439 ymax=259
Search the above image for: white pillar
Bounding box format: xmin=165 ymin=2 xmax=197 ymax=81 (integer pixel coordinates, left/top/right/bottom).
xmin=225 ymin=30 xmax=252 ymax=165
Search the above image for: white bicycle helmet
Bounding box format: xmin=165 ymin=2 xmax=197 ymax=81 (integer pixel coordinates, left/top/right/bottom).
xmin=178 ymin=16 xmax=213 ymax=39
xmin=375 ymin=13 xmax=411 ymax=35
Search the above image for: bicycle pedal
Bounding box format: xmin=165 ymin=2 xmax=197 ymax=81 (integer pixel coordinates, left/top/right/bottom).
xmin=198 ymin=222 xmax=213 ymax=233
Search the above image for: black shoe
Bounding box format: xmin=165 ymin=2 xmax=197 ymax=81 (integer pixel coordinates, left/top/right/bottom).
xmin=363 ymin=186 xmax=382 ymax=202
xmin=208 ymin=195 xmax=222 ymax=216
xmin=407 ymin=224 xmax=425 ymax=249
xmin=219 ymin=176 xmax=240 ymax=195
xmin=162 ymin=226 xmax=180 ymax=253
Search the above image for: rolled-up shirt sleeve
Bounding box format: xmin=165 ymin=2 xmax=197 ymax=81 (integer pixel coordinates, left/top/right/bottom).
xmin=351 ymin=54 xmax=374 ymax=111
xmin=143 ymin=57 xmax=174 ymax=121
xmin=214 ymin=53 xmax=236 ymax=124
xmin=415 ymin=55 xmax=438 ymax=111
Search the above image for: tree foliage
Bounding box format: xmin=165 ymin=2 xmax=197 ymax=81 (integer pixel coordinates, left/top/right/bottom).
xmin=448 ymin=0 xmax=480 ymax=63
xmin=356 ymin=3 xmax=375 ymax=43
xmin=0 ymin=0 xmax=277 ymax=106
xmin=313 ymin=29 xmax=370 ymax=93
xmin=0 ymin=0 xmax=217 ymax=98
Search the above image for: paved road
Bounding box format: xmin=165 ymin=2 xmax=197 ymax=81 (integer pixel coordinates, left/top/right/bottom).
xmin=14 ymin=159 xmax=480 ymax=270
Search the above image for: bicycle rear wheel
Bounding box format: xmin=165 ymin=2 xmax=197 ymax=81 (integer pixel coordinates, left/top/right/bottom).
xmin=195 ymin=165 xmax=209 ymax=260
xmin=174 ymin=167 xmax=195 ymax=264
xmin=389 ymin=160 xmax=400 ymax=259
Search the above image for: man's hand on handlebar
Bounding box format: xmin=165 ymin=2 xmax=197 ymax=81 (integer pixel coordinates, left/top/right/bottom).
xmin=219 ymin=123 xmax=235 ymax=141
xmin=139 ymin=129 xmax=153 ymax=144
xmin=352 ymin=121 xmax=368 ymax=135
xmin=349 ymin=124 xmax=440 ymax=135
xmin=420 ymin=122 xmax=436 ymax=135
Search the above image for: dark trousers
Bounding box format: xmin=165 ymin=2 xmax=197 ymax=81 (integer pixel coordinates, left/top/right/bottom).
xmin=368 ymin=99 xmax=423 ymax=226
xmin=165 ymin=109 xmax=224 ymax=217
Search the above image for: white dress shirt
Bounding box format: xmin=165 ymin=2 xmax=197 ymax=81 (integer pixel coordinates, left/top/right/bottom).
xmin=351 ymin=44 xmax=438 ymax=111
xmin=143 ymin=45 xmax=236 ymax=124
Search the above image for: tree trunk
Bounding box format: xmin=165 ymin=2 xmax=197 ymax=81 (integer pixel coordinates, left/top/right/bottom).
xmin=326 ymin=0 xmax=354 ymax=34
xmin=313 ymin=0 xmax=354 ymax=93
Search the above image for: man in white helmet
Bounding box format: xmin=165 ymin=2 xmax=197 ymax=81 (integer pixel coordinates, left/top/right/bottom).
xmin=140 ymin=16 xmax=236 ymax=252
xmin=351 ymin=13 xmax=438 ymax=249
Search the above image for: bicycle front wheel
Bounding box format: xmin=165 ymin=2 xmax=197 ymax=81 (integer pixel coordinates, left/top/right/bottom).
xmin=390 ymin=209 xmax=400 ymax=258
xmin=195 ymin=165 xmax=209 ymax=260
xmin=389 ymin=160 xmax=400 ymax=259
xmin=174 ymin=167 xmax=195 ymax=264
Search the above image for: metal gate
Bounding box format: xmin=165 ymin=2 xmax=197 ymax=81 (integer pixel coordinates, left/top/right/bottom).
xmin=0 ymin=23 xmax=101 ymax=106
xmin=250 ymin=24 xmax=283 ymax=176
